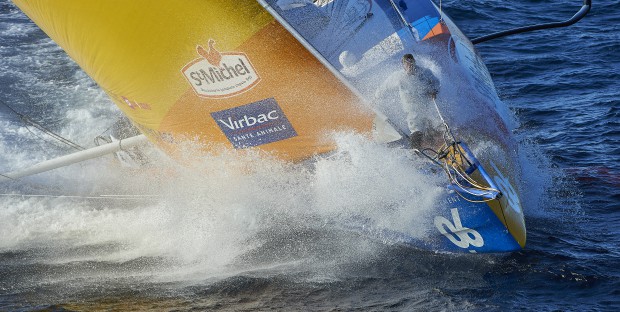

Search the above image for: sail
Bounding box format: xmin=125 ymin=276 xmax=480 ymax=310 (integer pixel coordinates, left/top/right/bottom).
xmin=12 ymin=0 xmax=378 ymax=161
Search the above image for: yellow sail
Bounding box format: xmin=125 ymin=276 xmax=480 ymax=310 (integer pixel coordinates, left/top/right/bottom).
xmin=13 ymin=0 xmax=376 ymax=161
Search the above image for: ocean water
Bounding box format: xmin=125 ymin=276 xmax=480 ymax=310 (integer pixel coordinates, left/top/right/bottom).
xmin=1 ymin=0 xmax=618 ymax=311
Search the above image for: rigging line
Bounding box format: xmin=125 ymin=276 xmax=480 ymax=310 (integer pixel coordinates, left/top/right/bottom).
xmin=449 ymin=167 xmax=498 ymax=195
xmin=434 ymin=143 xmax=500 ymax=200
xmin=439 ymin=0 xmax=442 ymax=21
xmin=94 ymin=122 xmax=115 ymax=146
xmin=443 ymin=168 xmax=496 ymax=203
xmin=421 ymin=146 xmax=497 ymax=202
xmin=1 ymin=100 xmax=85 ymax=151
xmin=4 ymin=110 xmax=64 ymax=157
xmin=431 ymin=97 xmax=456 ymax=144
xmin=98 ymin=123 xmax=114 ymax=138
xmin=0 ymin=193 xmax=160 ymax=200
xmin=452 ymin=188 xmax=495 ymax=203
xmin=20 ymin=115 xmax=84 ymax=151
xmin=20 ymin=115 xmax=85 ymax=151
xmin=387 ymin=0 xmax=416 ymax=37
xmin=451 ymin=166 xmax=495 ymax=191
xmin=0 ymin=173 xmax=15 ymax=180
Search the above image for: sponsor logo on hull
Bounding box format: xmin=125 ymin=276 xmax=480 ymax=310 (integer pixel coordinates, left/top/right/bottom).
xmin=211 ymin=98 xmax=297 ymax=148
xmin=182 ymin=39 xmax=261 ymax=99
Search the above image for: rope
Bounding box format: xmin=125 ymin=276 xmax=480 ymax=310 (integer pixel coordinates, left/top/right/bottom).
xmin=439 ymin=0 xmax=443 ymax=22
xmin=420 ymin=98 xmax=500 ymax=203
xmin=435 ymin=142 xmax=500 ymax=203
xmin=431 ymin=97 xmax=456 ymax=144
xmin=1 ymin=100 xmax=85 ymax=151
xmin=0 ymin=173 xmax=15 ymax=181
xmin=0 ymin=193 xmax=160 ymax=200
xmin=94 ymin=123 xmax=114 ymax=146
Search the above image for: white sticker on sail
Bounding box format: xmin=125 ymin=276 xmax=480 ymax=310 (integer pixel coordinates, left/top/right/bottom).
xmin=182 ymin=40 xmax=261 ymax=99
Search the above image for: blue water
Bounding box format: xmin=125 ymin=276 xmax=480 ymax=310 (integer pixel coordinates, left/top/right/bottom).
xmin=1 ymin=0 xmax=619 ymax=311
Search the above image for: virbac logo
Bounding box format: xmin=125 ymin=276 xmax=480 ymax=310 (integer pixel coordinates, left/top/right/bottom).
xmin=217 ymin=110 xmax=279 ymax=130
xmin=210 ymin=98 xmax=297 ymax=149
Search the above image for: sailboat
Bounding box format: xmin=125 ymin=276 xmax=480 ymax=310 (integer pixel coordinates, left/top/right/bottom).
xmin=5 ymin=0 xmax=589 ymax=252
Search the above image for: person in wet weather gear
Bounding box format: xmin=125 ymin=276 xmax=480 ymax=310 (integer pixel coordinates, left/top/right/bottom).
xmin=374 ymin=53 xmax=441 ymax=149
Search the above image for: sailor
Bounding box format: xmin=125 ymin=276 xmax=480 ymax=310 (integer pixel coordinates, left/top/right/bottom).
xmin=374 ymin=53 xmax=441 ymax=149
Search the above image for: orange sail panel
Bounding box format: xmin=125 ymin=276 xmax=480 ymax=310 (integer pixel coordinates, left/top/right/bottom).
xmin=13 ymin=0 xmax=375 ymax=161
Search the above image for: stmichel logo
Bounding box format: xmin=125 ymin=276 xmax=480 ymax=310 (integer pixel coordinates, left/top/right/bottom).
xmin=211 ymin=98 xmax=297 ymax=149
xmin=181 ymin=39 xmax=261 ymax=99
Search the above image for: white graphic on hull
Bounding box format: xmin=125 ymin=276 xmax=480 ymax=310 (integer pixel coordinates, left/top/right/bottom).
xmin=434 ymin=208 xmax=484 ymax=249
